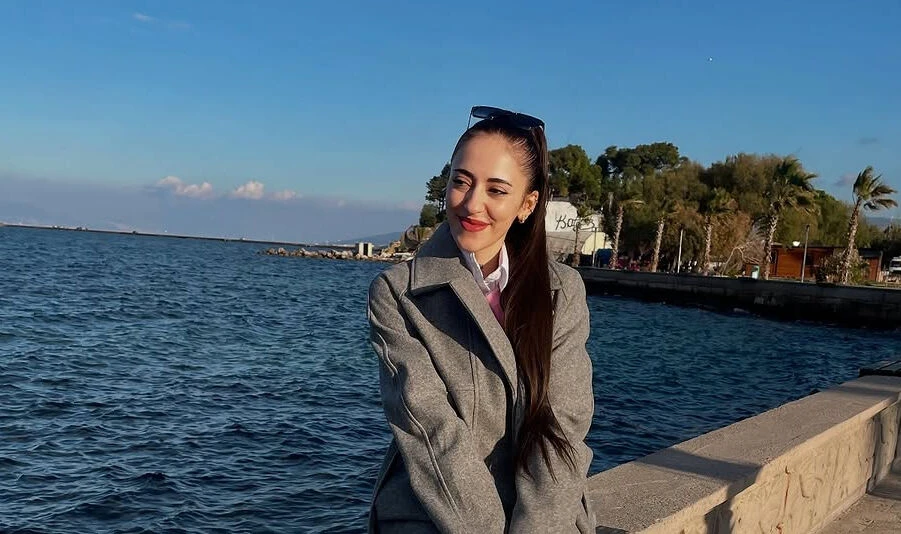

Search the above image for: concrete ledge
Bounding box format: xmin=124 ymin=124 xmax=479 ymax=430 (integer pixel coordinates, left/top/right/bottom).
xmin=589 ymin=375 xmax=901 ymax=533
xmin=578 ymin=268 xmax=901 ymax=328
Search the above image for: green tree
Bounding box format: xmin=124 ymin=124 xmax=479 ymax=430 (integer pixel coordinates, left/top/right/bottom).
xmin=614 ymin=200 xmax=658 ymax=263
xmin=419 ymin=203 xmax=438 ymax=227
xmin=853 ymin=217 xmax=882 ymax=248
xmin=711 ymin=210 xmax=755 ymax=275
xmin=773 ymin=202 xmax=817 ymax=248
xmin=642 ymin=173 xmax=677 ymax=272
xmin=549 ymin=145 xmax=602 ymax=265
xmin=704 ymin=153 xmax=780 ymax=219
xmin=643 ymin=162 xmax=703 ymax=272
xmin=698 ymin=187 xmax=735 ymax=275
xmin=596 ymin=143 xmax=680 ymax=268
xmin=760 ymin=157 xmax=818 ymax=280
xmin=549 ymin=145 xmax=602 ymax=203
xmin=819 ymin=249 xmax=869 ymax=284
xmin=425 ymin=163 xmax=451 ymax=221
xmin=773 ymin=191 xmax=881 ymax=248
xmin=873 ymin=225 xmax=901 ymax=269
xmin=840 ymin=166 xmax=898 ymax=284
xmin=810 ymin=191 xmax=848 ymax=245
xmin=607 ymin=196 xmax=643 ymax=268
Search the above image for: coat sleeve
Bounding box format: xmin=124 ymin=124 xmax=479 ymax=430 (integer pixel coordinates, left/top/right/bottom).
xmin=508 ymin=271 xmax=596 ymax=533
xmin=368 ymin=273 xmax=506 ymax=533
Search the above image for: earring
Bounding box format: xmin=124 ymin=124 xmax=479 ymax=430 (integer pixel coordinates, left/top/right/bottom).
xmin=519 ymin=215 xmax=527 ymax=223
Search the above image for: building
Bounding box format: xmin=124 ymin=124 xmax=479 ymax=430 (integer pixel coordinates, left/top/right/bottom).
xmin=544 ymin=199 xmax=611 ymax=262
xmin=745 ymin=245 xmax=883 ymax=282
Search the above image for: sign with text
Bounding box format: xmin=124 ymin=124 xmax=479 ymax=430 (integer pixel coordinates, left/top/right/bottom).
xmin=545 ymin=200 xmax=601 ymax=234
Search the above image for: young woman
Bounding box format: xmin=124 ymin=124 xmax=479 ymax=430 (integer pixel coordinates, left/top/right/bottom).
xmin=367 ymin=106 xmax=595 ymax=533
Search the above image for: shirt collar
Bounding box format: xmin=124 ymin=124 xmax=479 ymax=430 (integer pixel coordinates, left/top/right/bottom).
xmin=461 ymin=244 xmax=509 ymax=294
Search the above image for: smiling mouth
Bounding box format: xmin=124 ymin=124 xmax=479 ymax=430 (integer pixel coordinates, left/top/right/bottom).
xmin=459 ymin=217 xmax=489 ymax=232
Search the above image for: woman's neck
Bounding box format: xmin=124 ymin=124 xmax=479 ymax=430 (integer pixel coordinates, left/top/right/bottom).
xmin=475 ymin=246 xmax=502 ymax=277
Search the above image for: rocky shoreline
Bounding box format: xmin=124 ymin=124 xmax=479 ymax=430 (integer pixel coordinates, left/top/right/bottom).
xmin=262 ymin=247 xmax=405 ymax=263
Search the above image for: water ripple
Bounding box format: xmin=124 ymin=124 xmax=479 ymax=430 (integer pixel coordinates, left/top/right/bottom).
xmin=1 ymin=226 xmax=899 ymax=532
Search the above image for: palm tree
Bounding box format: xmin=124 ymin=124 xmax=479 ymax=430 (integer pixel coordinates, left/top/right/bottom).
xmin=569 ymin=196 xmax=594 ymax=267
xmin=760 ymin=157 xmax=817 ymax=280
xmin=839 ymin=166 xmax=897 ymax=284
xmin=698 ymin=188 xmax=735 ymax=275
xmin=649 ymin=200 xmax=673 ymax=273
xmin=607 ymin=195 xmax=643 ymax=269
xmin=648 ymin=176 xmax=678 ymax=273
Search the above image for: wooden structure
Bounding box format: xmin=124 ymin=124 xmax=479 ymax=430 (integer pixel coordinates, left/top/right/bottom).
xmin=745 ymin=245 xmax=883 ymax=282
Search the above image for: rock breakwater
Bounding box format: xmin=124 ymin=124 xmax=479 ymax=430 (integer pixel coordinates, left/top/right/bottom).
xmin=262 ymin=247 xmax=404 ymax=262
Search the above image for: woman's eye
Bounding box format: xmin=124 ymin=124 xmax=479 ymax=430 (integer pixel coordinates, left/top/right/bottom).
xmin=489 ymin=188 xmax=508 ymax=195
xmin=452 ymin=178 xmax=470 ymax=188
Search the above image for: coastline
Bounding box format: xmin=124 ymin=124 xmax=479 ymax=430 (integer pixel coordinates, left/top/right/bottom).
xmin=0 ymin=222 xmax=360 ymax=251
xmin=262 ymin=246 xmax=404 ymax=263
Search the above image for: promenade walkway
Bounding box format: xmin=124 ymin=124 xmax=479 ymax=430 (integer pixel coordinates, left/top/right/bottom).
xmin=820 ymin=466 xmax=901 ymax=534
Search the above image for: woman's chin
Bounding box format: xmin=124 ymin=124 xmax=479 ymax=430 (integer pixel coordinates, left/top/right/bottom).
xmin=452 ymin=233 xmax=496 ymax=256
xmin=450 ymin=227 xmax=478 ymax=252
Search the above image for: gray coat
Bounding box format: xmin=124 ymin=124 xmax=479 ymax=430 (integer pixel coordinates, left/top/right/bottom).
xmin=367 ymin=223 xmax=596 ymax=533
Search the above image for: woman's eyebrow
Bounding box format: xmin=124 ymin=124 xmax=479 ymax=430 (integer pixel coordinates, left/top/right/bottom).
xmin=452 ymin=169 xmax=511 ymax=187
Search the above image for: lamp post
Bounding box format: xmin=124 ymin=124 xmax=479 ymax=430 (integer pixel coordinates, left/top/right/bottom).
xmin=800 ymin=224 xmax=810 ymax=282
xmin=676 ymin=227 xmax=684 ymax=273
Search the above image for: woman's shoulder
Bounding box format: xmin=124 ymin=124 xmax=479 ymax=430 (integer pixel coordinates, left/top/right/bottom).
xmin=547 ymin=260 xmax=585 ymax=294
xmin=368 ymin=261 xmax=413 ymax=302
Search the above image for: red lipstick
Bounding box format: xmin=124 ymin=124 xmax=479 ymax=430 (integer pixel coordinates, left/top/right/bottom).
xmin=460 ymin=217 xmax=489 ymax=232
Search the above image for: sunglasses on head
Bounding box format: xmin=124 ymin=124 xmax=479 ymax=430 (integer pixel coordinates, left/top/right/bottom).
xmin=467 ymin=105 xmax=545 ymax=131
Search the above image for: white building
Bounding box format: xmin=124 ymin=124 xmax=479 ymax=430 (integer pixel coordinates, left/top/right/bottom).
xmin=544 ymin=199 xmax=610 ymax=261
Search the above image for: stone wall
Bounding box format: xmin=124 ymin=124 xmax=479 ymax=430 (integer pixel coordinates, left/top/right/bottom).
xmin=590 ymin=375 xmax=901 ymax=533
xmin=578 ymin=268 xmax=901 ymax=328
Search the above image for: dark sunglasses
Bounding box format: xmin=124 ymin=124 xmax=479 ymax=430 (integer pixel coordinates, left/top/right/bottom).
xmin=467 ymin=105 xmax=545 ymax=131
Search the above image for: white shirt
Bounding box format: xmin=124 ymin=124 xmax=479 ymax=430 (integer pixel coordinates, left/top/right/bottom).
xmin=462 ymin=244 xmax=509 ymax=295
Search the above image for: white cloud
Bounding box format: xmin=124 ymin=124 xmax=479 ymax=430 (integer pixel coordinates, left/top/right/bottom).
xmin=132 ymin=12 xmax=156 ymax=23
xmin=232 ymin=180 xmax=265 ymax=200
xmin=2 ymin=172 xmax=420 ymax=242
xmin=157 ymin=175 xmax=181 ymax=187
xmin=272 ymin=189 xmax=300 ymax=201
xmin=132 ymin=12 xmax=191 ymax=31
xmin=156 ymin=176 xmax=214 ymax=198
xmin=181 ymin=182 xmax=214 ymax=198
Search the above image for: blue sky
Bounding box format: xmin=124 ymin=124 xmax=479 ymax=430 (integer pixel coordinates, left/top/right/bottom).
xmin=1 ymin=0 xmax=899 ymax=240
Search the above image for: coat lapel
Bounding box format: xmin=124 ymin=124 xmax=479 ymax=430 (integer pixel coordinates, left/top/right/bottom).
xmin=409 ymin=223 xmax=519 ymax=398
xmin=448 ymin=277 xmax=518 ymax=395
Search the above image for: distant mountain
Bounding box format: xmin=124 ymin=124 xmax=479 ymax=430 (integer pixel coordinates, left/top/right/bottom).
xmin=335 ymin=231 xmax=403 ymax=246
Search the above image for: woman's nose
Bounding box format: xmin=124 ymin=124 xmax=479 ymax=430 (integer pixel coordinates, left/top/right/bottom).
xmin=462 ymin=188 xmax=484 ymax=214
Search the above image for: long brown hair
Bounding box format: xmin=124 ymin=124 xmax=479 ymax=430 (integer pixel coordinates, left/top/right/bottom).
xmin=450 ymin=116 xmax=576 ymax=479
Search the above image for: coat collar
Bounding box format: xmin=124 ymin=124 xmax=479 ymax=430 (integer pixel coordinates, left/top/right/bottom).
xmin=408 ymin=223 xmax=564 ymax=397
xmin=410 ymin=222 xmax=563 ymax=293
xmin=409 ymin=223 xmax=472 ymax=294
